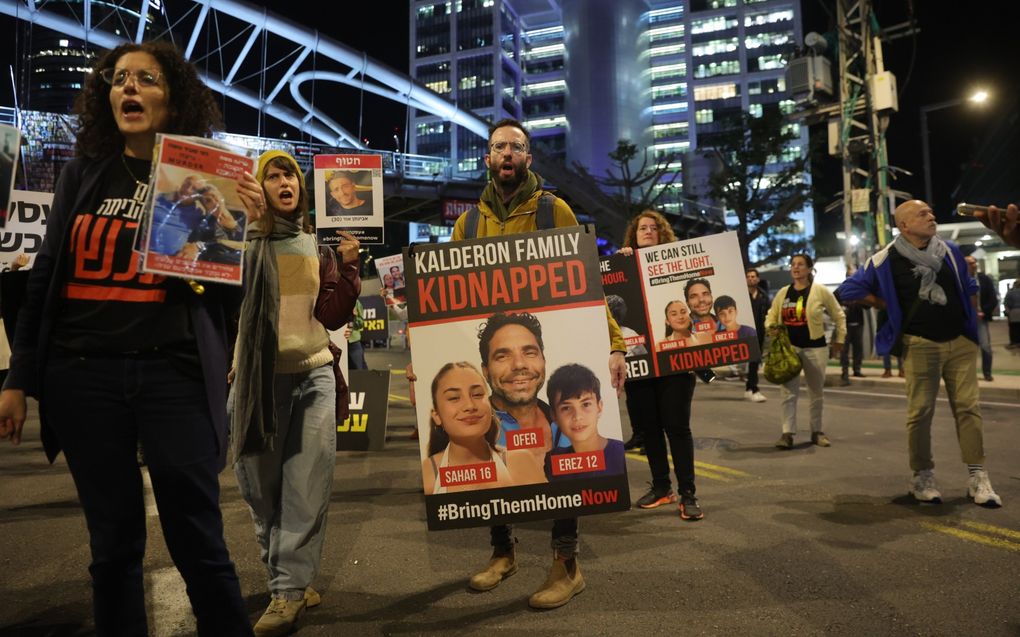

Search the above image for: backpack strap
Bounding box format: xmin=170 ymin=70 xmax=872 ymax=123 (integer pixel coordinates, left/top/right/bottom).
xmin=463 ymin=206 xmax=481 ymax=239
xmin=536 ymin=192 xmax=556 ymax=230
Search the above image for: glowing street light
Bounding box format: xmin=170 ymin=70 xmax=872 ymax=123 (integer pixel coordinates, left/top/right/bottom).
xmin=920 ymin=89 xmax=991 ymax=208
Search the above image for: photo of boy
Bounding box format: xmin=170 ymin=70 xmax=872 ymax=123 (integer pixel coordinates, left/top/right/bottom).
xmin=544 ymin=364 xmax=625 ymax=481
xmin=713 ymin=295 xmax=757 ymax=340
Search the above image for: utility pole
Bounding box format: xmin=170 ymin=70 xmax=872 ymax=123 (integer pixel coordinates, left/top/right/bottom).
xmin=834 ymin=0 xmax=894 ymax=266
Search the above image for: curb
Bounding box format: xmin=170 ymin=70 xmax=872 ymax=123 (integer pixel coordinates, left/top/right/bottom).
xmin=822 ymin=372 xmax=1020 ymax=403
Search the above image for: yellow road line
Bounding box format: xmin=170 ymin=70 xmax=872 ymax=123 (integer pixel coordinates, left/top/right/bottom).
xmin=388 ymin=394 xmax=411 ymax=403
xmin=958 ymin=520 xmax=1020 ymax=542
xmin=625 ymin=451 xmax=739 ymax=483
xmin=920 ymin=521 xmax=1020 ymax=553
xmin=695 ymin=460 xmax=753 ymax=478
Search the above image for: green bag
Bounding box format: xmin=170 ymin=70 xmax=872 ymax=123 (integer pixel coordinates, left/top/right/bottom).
xmin=763 ymin=326 xmax=802 ymax=384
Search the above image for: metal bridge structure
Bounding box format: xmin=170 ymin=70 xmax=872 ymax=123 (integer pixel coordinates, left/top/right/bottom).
xmin=0 ymin=0 xmax=489 ymax=149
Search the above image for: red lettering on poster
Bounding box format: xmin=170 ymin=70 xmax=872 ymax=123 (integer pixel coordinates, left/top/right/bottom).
xmin=550 ymin=450 xmax=605 ymax=476
xmin=505 ymin=428 xmax=544 ymax=451
xmin=438 ymin=461 xmax=497 ymax=487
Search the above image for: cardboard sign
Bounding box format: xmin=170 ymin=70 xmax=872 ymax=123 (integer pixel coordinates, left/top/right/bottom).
xmin=337 ymin=370 xmax=391 ymax=451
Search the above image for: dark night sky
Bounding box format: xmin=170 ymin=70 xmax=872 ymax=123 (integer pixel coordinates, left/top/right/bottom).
xmin=1 ymin=1 xmax=1015 ymax=219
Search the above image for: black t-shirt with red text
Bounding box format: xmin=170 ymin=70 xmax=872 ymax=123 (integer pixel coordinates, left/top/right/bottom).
xmin=781 ymin=284 xmax=826 ymax=348
xmin=52 ymin=156 xmax=198 ymax=367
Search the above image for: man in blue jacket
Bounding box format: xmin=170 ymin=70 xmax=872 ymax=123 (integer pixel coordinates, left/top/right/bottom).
xmin=836 ymin=200 xmax=1001 ymax=507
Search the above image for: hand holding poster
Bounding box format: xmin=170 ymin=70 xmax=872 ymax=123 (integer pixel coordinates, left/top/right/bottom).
xmin=404 ymin=225 xmax=630 ymax=530
xmin=313 ymin=154 xmax=384 ymax=244
xmin=601 ymin=231 xmax=760 ymax=379
xmin=139 ymin=134 xmax=256 ymax=285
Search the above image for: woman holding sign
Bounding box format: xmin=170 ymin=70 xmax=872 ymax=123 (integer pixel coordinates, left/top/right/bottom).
xmin=617 ymin=210 xmax=704 ymax=521
xmin=422 ymin=361 xmax=546 ymax=494
xmin=0 ymin=41 xmax=261 ymax=635
xmin=766 ymin=253 xmax=846 ymax=449
xmin=231 ymin=150 xmax=361 ymax=636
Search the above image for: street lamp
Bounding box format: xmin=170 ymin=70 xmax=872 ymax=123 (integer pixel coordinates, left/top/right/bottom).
xmin=920 ymin=89 xmax=990 ymax=207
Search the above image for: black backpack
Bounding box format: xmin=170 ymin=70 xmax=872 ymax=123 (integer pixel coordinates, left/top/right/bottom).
xmin=462 ymin=192 xmax=557 ymax=238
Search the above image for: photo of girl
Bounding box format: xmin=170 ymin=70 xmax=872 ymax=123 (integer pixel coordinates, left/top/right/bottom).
xmin=422 ymin=361 xmax=546 ymax=495
xmin=545 ymin=364 xmax=625 ymax=481
xmin=660 ymin=299 xmax=710 ymax=349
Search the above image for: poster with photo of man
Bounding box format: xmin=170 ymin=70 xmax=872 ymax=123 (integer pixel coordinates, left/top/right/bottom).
xmin=0 ymin=124 xmax=22 ymax=228
xmin=404 ymin=225 xmax=630 ymax=530
xmin=313 ymin=154 xmax=384 ymax=244
xmin=601 ymin=231 xmax=760 ymax=380
xmin=374 ymin=253 xmax=406 ymax=304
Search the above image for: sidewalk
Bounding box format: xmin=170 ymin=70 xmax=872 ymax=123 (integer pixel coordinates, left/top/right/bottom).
xmin=822 ymin=318 xmax=1020 ymax=402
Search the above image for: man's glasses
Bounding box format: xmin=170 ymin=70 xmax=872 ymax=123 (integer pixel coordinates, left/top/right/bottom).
xmin=99 ymin=68 xmax=162 ymax=88
xmin=489 ymin=141 xmax=529 ymax=155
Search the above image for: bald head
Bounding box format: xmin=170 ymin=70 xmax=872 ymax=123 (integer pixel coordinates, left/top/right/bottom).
xmin=895 ymin=200 xmax=937 ymax=246
xmin=965 ymin=255 xmax=977 ymax=275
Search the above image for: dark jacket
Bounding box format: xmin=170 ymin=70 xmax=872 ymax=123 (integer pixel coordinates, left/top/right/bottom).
xmin=748 ymin=285 xmax=769 ymax=342
xmin=976 ymin=272 xmax=998 ymax=320
xmin=315 ymin=245 xmax=361 ymax=422
xmin=4 ymin=155 xmax=242 ymax=469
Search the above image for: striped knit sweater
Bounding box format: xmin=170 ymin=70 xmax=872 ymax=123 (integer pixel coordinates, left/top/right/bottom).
xmin=273 ymin=232 xmax=332 ymax=374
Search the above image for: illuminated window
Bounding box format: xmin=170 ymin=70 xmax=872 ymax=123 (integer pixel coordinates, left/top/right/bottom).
xmin=691 ymin=16 xmax=737 ymax=35
xmin=693 ymin=82 xmax=739 ymax=101
xmin=647 ymin=25 xmax=685 ymax=42
xmin=745 ymin=32 xmax=791 ymax=49
xmin=649 ymin=63 xmax=686 ymax=81
xmin=649 ymin=44 xmax=685 ymax=57
xmin=523 ymin=79 xmax=566 ymax=96
xmin=744 ymin=9 xmax=794 ymax=27
xmin=652 ymin=102 xmax=688 ymax=115
xmin=651 ymin=122 xmax=689 ymax=139
xmin=651 ymin=82 xmax=688 ymax=100
xmin=695 ymin=109 xmax=714 ymax=124
xmin=694 ymin=60 xmax=740 ymax=78
xmin=779 ymin=99 xmax=796 ymax=114
xmin=692 ymin=38 xmax=739 ymax=57
xmin=749 ymin=103 xmax=763 ymax=118
xmin=756 ymin=54 xmax=786 ymax=70
xmin=523 ymin=115 xmax=567 ymax=130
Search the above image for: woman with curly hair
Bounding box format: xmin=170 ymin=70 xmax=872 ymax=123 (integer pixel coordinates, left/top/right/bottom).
xmin=616 ymin=209 xmax=704 ymax=521
xmin=0 ymin=40 xmax=263 ymax=635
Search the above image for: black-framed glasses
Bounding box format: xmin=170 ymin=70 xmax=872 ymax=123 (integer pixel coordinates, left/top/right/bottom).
xmin=489 ymin=141 xmax=529 ymax=155
xmin=99 ymin=68 xmax=162 ymax=88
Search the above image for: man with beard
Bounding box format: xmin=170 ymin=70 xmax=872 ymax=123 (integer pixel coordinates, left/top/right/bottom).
xmin=450 ymin=118 xmax=626 ymax=609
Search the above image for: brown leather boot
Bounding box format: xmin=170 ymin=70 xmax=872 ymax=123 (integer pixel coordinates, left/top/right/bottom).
xmin=528 ymin=555 xmax=585 ymax=609
xmin=468 ymin=545 xmax=517 ymax=591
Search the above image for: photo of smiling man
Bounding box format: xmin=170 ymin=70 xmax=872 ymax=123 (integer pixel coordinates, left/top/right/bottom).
xmin=544 ymin=364 xmax=625 ymax=481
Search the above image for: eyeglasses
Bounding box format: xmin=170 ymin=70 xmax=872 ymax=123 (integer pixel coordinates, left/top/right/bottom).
xmin=99 ymin=68 xmax=162 ymax=88
xmin=489 ymin=141 xmax=529 ymax=155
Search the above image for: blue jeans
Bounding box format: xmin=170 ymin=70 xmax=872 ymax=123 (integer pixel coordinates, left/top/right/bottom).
xmin=234 ymin=364 xmax=337 ymax=599
xmin=45 ymin=355 xmax=251 ymax=637
xmin=348 ymin=340 xmax=368 ymax=370
xmin=976 ymin=320 xmax=992 ymax=378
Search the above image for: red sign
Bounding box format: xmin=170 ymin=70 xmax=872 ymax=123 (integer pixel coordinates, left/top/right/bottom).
xmin=439 ymin=461 xmax=497 ymax=487
xmin=442 ymin=198 xmax=476 ymax=223
xmin=550 ymin=450 xmax=606 ymax=476
xmin=505 ymin=428 xmax=545 ymax=451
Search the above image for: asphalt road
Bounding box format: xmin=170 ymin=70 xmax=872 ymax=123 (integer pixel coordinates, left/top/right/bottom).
xmin=1 ymin=352 xmax=1017 ymax=637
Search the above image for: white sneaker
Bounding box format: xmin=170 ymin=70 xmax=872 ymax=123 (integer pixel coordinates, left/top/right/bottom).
xmin=744 ymin=390 xmax=753 ymax=400
xmin=967 ymin=470 xmax=1003 ymax=507
xmin=751 ymin=391 xmax=767 ymax=403
xmin=910 ymin=469 xmax=942 ymax=504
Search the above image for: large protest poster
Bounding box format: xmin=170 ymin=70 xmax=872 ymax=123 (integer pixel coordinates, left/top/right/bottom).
xmin=337 ymin=370 xmax=391 ymax=451
xmin=404 ymin=225 xmax=630 ymax=531
xmin=313 ymin=154 xmax=384 ymax=245
xmin=601 ymin=231 xmax=760 ymax=380
xmin=140 ymin=135 xmax=255 ymax=285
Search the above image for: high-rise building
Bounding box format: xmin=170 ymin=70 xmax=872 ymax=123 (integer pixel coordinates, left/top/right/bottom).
xmin=410 ymin=0 xmax=812 ymax=253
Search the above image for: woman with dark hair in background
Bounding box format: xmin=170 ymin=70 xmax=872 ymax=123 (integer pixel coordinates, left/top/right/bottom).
xmin=616 ymin=210 xmax=704 ymax=521
xmin=766 ymin=253 xmax=846 ymax=449
xmin=0 ymin=40 xmax=261 ymax=635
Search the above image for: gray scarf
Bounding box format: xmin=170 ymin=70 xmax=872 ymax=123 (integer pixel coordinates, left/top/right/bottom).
xmin=231 ymin=213 xmax=302 ymax=458
xmin=893 ymin=234 xmax=949 ymax=305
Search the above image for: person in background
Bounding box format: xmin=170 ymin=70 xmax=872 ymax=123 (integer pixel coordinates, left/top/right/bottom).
xmin=1005 ymin=278 xmax=1020 ymax=349
xmin=744 ymin=267 xmax=769 ymax=402
xmin=766 ymin=253 xmax=846 ymax=449
xmin=347 ymin=299 xmax=368 ymax=370
xmin=839 ymin=266 xmax=866 ymax=386
xmin=231 ymin=150 xmax=361 ymax=636
xmin=0 ymin=40 xmax=259 ymax=636
xmin=965 ymin=255 xmax=997 ymax=381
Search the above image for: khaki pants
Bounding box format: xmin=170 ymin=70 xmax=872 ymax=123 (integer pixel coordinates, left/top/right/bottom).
xmin=901 ymin=334 xmax=984 ymax=472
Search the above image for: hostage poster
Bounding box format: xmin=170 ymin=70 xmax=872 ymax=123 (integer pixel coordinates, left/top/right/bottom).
xmin=313 ymin=154 xmax=384 ymax=245
xmin=601 ymin=231 xmax=760 ymax=380
xmin=140 ymin=135 xmax=255 ymax=285
xmin=404 ymin=225 xmax=630 ymax=531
